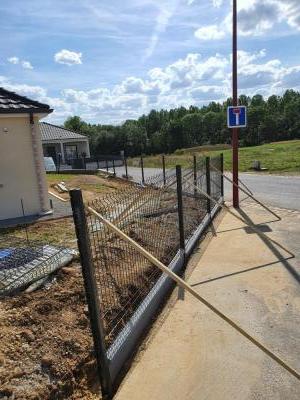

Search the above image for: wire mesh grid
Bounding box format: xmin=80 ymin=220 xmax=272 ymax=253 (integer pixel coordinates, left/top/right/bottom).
xmin=85 ymin=154 xmax=222 ymax=348
xmin=0 ymin=236 xmax=43 ymax=271
xmin=86 ymin=173 xmax=181 ymax=346
xmin=0 ymin=235 xmax=72 ymax=295
xmin=181 ymin=158 xmax=208 ymax=241
xmin=210 ymin=155 xmax=223 ymax=202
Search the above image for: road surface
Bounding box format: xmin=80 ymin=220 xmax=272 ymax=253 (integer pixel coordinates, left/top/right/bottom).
xmin=113 ymin=166 xmax=300 ymax=211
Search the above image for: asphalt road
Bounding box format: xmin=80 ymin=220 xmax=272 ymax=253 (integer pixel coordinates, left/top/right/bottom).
xmin=113 ymin=166 xmax=300 ymax=211
xmin=224 ymin=173 xmax=300 ymax=211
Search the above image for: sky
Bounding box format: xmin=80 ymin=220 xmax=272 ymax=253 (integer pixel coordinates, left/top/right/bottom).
xmin=0 ymin=0 xmax=300 ymax=124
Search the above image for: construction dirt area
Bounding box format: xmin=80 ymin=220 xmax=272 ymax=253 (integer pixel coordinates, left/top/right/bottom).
xmin=0 ymin=172 xmax=209 ymax=399
xmin=1 ymin=170 xmax=299 ymax=400
xmin=0 ymin=174 xmax=134 ymax=399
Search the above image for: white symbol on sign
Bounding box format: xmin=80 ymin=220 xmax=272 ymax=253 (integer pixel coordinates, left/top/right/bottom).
xmin=233 ymin=108 xmax=241 ymax=126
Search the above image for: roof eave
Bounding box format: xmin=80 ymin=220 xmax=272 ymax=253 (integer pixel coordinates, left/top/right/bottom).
xmin=42 ymin=137 xmax=89 ymax=142
xmin=0 ymin=108 xmax=53 ymax=114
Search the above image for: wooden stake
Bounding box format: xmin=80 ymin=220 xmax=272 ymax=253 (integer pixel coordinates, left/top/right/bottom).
xmin=87 ymin=205 xmax=300 ymax=381
xmin=48 ymin=191 xmax=68 ymax=202
xmin=211 ymin=165 xmax=281 ymax=220
xmin=188 ymin=177 xmax=293 ymax=258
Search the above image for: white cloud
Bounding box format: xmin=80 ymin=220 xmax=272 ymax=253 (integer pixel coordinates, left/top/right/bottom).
xmin=188 ymin=0 xmax=223 ymax=6
xmin=195 ymin=0 xmax=300 ymax=41
xmin=212 ymin=0 xmax=223 ymax=7
xmin=237 ymin=0 xmax=300 ymax=35
xmin=8 ymin=56 xmax=19 ymax=65
xmin=2 ymin=48 xmax=300 ymax=124
xmin=194 ymin=24 xmax=225 ymax=41
xmin=54 ymin=49 xmax=82 ymax=65
xmin=0 ymin=79 xmax=47 ymax=98
xmin=21 ymin=61 xmax=33 ymax=70
xmin=7 ymin=56 xmax=33 ymax=69
xmin=143 ymin=0 xmax=180 ymax=61
xmin=238 ymin=1 xmax=280 ymax=36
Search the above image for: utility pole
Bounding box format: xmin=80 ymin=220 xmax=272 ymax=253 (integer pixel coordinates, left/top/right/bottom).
xmin=232 ymin=0 xmax=239 ymax=208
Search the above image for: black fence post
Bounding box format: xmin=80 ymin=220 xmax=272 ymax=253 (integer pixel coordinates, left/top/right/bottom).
xmin=176 ymin=165 xmax=186 ymax=300
xmin=69 ymin=189 xmax=113 ymax=399
xmin=124 ymin=157 xmax=128 ymax=179
xmin=162 ymin=155 xmax=166 ymax=186
xmin=220 ymin=153 xmax=224 ymax=198
xmin=193 ymin=155 xmax=197 ymax=196
xmin=97 ymin=157 xmax=100 ymax=169
xmin=84 ymin=156 xmax=87 ymax=170
xmin=112 ymin=159 xmax=116 ymax=176
xmin=141 ymin=156 xmax=145 ymax=184
xmin=176 ymin=165 xmax=185 ymax=257
xmin=105 ymin=159 xmax=109 ymax=172
xmin=57 ymin=153 xmax=61 ymax=174
xmin=20 ymin=198 xmax=29 ymax=243
xmin=206 ymin=156 xmax=211 ymax=215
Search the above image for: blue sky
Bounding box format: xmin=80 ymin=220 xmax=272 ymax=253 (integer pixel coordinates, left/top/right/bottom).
xmin=0 ymin=0 xmax=300 ymax=124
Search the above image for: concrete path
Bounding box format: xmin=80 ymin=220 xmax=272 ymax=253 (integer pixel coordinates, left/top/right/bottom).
xmin=0 ymin=197 xmax=72 ymax=228
xmin=115 ymin=202 xmax=300 ymax=400
xmin=113 ymin=165 xmax=300 ymax=211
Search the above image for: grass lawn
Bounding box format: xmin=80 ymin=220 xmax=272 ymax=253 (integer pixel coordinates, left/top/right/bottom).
xmin=1 ymin=174 xmax=132 ymax=245
xmin=128 ymin=140 xmax=300 ymax=174
xmin=1 ymin=217 xmax=77 ymax=247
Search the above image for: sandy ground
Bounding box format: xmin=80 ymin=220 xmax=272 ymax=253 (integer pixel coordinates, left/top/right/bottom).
xmin=115 ymin=201 xmax=300 ymax=400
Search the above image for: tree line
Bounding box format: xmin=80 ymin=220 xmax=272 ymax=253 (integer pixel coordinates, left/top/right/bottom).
xmin=64 ymin=89 xmax=300 ymax=157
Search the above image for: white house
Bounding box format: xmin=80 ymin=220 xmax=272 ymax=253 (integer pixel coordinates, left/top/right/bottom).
xmin=0 ymin=88 xmax=52 ymax=221
xmin=40 ymin=122 xmax=90 ymax=164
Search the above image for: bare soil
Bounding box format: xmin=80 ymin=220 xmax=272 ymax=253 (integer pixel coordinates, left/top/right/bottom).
xmin=0 ymin=179 xmax=208 ymax=399
xmin=0 ymin=264 xmax=100 ymax=400
xmin=48 ymin=174 xmax=131 ymax=203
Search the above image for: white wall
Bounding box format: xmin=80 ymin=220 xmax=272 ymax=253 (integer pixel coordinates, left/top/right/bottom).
xmin=0 ymin=115 xmax=49 ymax=220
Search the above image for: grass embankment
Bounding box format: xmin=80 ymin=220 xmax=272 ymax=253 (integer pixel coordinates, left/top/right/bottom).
xmin=128 ymin=140 xmax=300 ymax=174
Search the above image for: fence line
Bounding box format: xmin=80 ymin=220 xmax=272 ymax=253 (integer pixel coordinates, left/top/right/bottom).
xmin=70 ymin=154 xmax=224 ymax=398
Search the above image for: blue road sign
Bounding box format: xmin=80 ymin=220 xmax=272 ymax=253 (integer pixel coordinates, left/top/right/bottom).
xmin=227 ymin=106 xmax=247 ymax=128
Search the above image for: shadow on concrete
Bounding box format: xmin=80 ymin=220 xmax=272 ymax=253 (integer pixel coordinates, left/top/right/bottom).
xmin=191 ymin=258 xmax=294 ymax=287
xmin=237 ymin=208 xmax=299 ymax=284
xmin=216 ymin=218 xmax=280 ymax=234
xmin=244 ymin=224 xmax=272 ymax=234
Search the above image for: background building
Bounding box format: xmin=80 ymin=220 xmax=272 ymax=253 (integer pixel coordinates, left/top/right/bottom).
xmin=41 ymin=122 xmax=90 ymax=165
xmin=0 ymin=88 xmax=52 ymax=221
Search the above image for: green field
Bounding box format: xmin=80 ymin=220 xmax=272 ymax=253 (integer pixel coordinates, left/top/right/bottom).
xmin=128 ymin=140 xmax=300 ymax=174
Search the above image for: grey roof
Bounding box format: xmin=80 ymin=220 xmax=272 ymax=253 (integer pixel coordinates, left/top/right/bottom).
xmin=0 ymin=87 xmax=52 ymax=114
xmin=40 ymin=122 xmax=89 ymax=141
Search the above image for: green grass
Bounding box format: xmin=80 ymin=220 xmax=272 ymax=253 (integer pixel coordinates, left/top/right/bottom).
xmin=46 ymin=173 xmax=80 ymax=184
xmin=128 ymin=140 xmax=300 ymax=174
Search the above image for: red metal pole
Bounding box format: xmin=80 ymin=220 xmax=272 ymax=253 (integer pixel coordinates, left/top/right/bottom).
xmin=232 ymin=0 xmax=239 ymax=208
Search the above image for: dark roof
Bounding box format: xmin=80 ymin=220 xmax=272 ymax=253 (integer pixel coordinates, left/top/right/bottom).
xmin=0 ymin=87 xmax=52 ymax=114
xmin=40 ymin=122 xmax=89 ymax=141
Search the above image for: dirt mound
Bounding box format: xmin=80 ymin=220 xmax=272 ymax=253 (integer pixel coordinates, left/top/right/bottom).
xmin=0 ymin=264 xmax=100 ymax=400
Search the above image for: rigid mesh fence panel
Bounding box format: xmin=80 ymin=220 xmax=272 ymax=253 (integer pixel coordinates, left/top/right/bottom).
xmin=86 ymin=169 xmax=180 ymax=347
xmin=0 ymin=235 xmax=75 ymax=296
xmin=210 ymin=155 xmax=222 ymax=202
xmin=181 ymin=158 xmax=208 ymax=243
xmin=72 ymin=153 xmax=223 ymax=394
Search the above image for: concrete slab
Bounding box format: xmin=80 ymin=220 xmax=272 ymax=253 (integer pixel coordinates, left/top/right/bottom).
xmin=115 ymin=201 xmax=300 ymax=400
